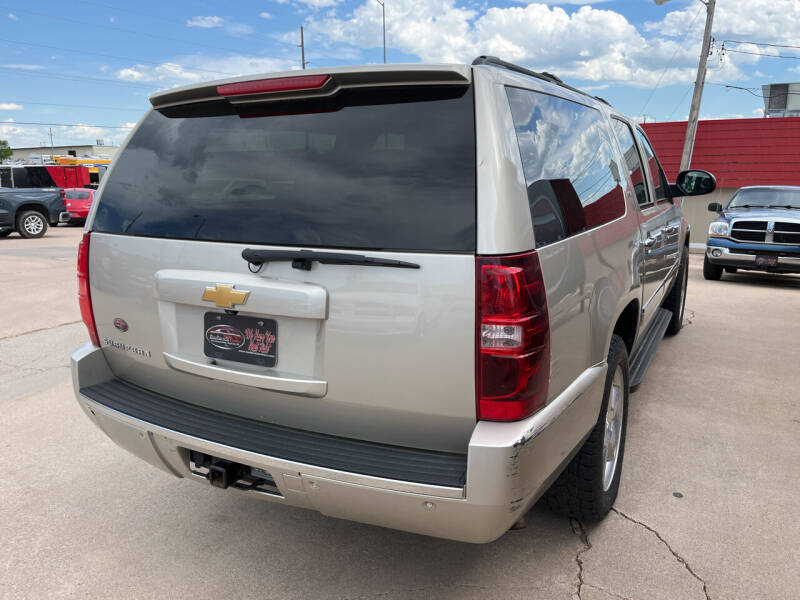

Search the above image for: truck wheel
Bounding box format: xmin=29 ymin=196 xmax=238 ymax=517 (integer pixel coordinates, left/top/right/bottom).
xmin=663 ymin=247 xmax=688 ymax=336
xmin=702 ymin=255 xmax=723 ymax=280
xmin=16 ymin=211 xmax=48 ymax=239
xmin=544 ymin=334 xmax=629 ymax=522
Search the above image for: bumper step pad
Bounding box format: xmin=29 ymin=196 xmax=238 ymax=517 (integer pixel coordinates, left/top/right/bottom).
xmin=81 ymin=378 xmax=467 ymax=488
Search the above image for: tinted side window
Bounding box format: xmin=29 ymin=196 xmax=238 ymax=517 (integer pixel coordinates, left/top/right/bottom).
xmin=505 ymin=87 xmax=625 ymax=248
xmin=0 ymin=167 xmax=11 ymax=188
xmin=12 ymin=168 xmax=30 ymax=188
xmin=635 ymin=129 xmax=669 ymax=203
xmin=611 ymin=119 xmax=649 ymax=207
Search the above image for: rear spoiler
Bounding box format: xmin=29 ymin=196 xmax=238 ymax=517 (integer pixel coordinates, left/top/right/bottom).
xmin=149 ymin=65 xmax=472 ymax=111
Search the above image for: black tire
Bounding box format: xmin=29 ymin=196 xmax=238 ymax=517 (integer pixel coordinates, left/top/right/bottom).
xmin=663 ymin=247 xmax=688 ymax=336
xmin=724 ymin=267 xmax=738 ymax=274
xmin=703 ymin=255 xmax=723 ymax=280
xmin=16 ymin=210 xmax=48 ymax=239
xmin=545 ymin=335 xmax=629 ymax=522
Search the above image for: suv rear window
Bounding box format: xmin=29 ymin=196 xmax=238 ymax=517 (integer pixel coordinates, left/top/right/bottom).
xmin=66 ymin=190 xmax=91 ymax=200
xmin=94 ymin=86 xmax=476 ymax=252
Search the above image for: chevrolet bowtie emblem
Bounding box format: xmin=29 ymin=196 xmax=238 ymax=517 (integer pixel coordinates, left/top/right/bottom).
xmin=201 ymin=284 xmax=250 ymax=309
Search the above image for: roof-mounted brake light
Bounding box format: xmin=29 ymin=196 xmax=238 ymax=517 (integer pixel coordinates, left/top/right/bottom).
xmin=217 ymin=75 xmax=331 ymax=97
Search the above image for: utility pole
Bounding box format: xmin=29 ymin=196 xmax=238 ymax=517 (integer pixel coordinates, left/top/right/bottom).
xmin=48 ymin=127 xmax=54 ymax=160
xmin=680 ymin=0 xmax=715 ymax=171
xmin=376 ymin=0 xmax=386 ymax=64
xmin=298 ymin=26 xmax=308 ymax=70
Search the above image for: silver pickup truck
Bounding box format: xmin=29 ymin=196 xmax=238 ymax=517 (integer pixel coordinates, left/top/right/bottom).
xmin=70 ymin=58 xmax=716 ymax=543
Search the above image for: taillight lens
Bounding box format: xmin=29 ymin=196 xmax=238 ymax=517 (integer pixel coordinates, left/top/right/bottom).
xmin=476 ymin=251 xmax=550 ymax=421
xmin=77 ymin=232 xmax=100 ymax=347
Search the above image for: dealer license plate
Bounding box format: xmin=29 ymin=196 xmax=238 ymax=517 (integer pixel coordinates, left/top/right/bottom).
xmin=755 ymin=255 xmax=778 ymax=268
xmin=204 ymin=312 xmax=277 ymax=367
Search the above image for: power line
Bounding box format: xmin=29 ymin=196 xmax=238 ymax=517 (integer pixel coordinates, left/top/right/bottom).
xmin=0 ymin=67 xmax=159 ymax=90
xmin=0 ymin=38 xmax=238 ymax=77
xmin=721 ymin=46 xmax=800 ymax=60
xmin=5 ymin=6 xmax=255 ymax=55
xmin=1 ymin=121 xmax=134 ymax=129
xmin=639 ymin=5 xmax=703 ymax=116
xmin=0 ymin=100 xmax=144 ymax=112
xmin=70 ymin=0 xmax=193 ymax=27
xmin=723 ymin=39 xmax=800 ymax=51
xmin=705 ymin=82 xmax=800 ymax=99
xmin=666 ymin=83 xmax=694 ymax=122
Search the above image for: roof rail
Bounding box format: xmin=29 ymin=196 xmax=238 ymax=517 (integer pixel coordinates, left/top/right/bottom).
xmin=471 ymin=55 xmax=612 ymax=108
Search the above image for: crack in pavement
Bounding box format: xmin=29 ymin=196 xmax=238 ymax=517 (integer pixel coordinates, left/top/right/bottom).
xmin=584 ymin=583 xmax=635 ymax=600
xmin=570 ymin=518 xmax=592 ymax=600
xmin=0 ymin=320 xmax=82 ymax=342
xmin=611 ymin=508 xmax=710 ymax=600
xmin=683 ymin=309 xmax=696 ymax=326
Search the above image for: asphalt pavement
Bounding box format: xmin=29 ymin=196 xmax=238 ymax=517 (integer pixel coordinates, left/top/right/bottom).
xmin=1 ymin=226 xmax=799 ymax=600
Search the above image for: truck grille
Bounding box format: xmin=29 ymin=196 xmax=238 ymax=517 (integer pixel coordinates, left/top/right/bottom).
xmin=730 ymin=221 xmax=766 ymax=243
xmin=774 ymin=222 xmax=800 ymax=245
xmin=729 ymin=220 xmax=800 ymax=245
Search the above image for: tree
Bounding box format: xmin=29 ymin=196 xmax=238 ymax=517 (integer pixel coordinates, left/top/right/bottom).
xmin=0 ymin=139 xmax=12 ymax=161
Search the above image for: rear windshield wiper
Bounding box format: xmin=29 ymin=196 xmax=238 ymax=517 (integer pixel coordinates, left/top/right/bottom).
xmin=242 ymin=248 xmax=421 ymax=271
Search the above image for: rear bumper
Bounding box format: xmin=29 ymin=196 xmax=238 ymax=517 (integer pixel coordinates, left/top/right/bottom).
xmin=706 ymin=238 xmax=800 ymax=273
xmin=60 ymin=210 xmax=88 ymax=222
xmin=71 ymin=343 xmax=606 ymax=543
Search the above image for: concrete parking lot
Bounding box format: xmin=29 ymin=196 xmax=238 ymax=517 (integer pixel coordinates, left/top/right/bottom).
xmin=2 ymin=226 xmax=799 ymax=600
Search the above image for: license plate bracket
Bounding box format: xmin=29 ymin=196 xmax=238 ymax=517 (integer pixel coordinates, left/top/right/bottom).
xmin=754 ymin=255 xmax=778 ymax=268
xmin=204 ymin=312 xmax=277 ymax=367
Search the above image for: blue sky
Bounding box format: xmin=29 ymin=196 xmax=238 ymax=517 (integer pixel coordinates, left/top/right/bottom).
xmin=1 ymin=0 xmax=799 ymax=149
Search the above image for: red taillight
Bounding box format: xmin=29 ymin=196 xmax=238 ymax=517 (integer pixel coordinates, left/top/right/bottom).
xmin=217 ymin=75 xmax=331 ymax=97
xmin=476 ymin=251 xmax=550 ymax=421
xmin=77 ymin=232 xmax=100 ymax=347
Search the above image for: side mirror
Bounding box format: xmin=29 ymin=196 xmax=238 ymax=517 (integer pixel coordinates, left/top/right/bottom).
xmin=675 ymin=169 xmax=716 ymax=196
xmin=707 ymin=202 xmax=723 ymax=213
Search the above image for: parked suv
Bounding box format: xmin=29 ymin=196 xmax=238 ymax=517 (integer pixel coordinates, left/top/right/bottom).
xmin=704 ymin=185 xmax=800 ymax=279
xmin=70 ymin=58 xmax=716 ymax=543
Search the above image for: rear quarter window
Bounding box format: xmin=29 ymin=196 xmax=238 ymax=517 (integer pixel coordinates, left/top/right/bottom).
xmin=505 ymin=87 xmax=625 ymax=248
xmin=94 ymin=86 xmax=476 ymax=252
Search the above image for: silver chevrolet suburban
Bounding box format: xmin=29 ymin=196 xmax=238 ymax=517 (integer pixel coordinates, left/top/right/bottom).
xmin=70 ymin=57 xmax=716 ymax=543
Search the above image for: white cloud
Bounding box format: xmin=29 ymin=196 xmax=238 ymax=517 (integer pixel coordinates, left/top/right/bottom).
xmin=186 ymin=15 xmax=253 ymax=35
xmin=647 ymin=0 xmax=800 ymax=47
xmin=752 ymin=108 xmax=765 ymax=116
xmin=296 ymin=0 xmax=340 ymax=6
xmin=115 ymin=55 xmax=297 ymax=85
xmin=301 ymin=0 xmax=757 ymax=88
xmin=0 ymin=103 xmax=23 ymax=110
xmin=187 ymin=15 xmax=224 ymax=28
xmin=0 ymin=120 xmax=134 ymax=149
xmin=0 ymin=64 xmax=45 ymax=70
xmin=259 ymin=11 xmax=273 ymax=19
xmin=517 ymin=0 xmax=612 ymax=4
xmin=8 ymin=13 xmax=17 ymax=20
